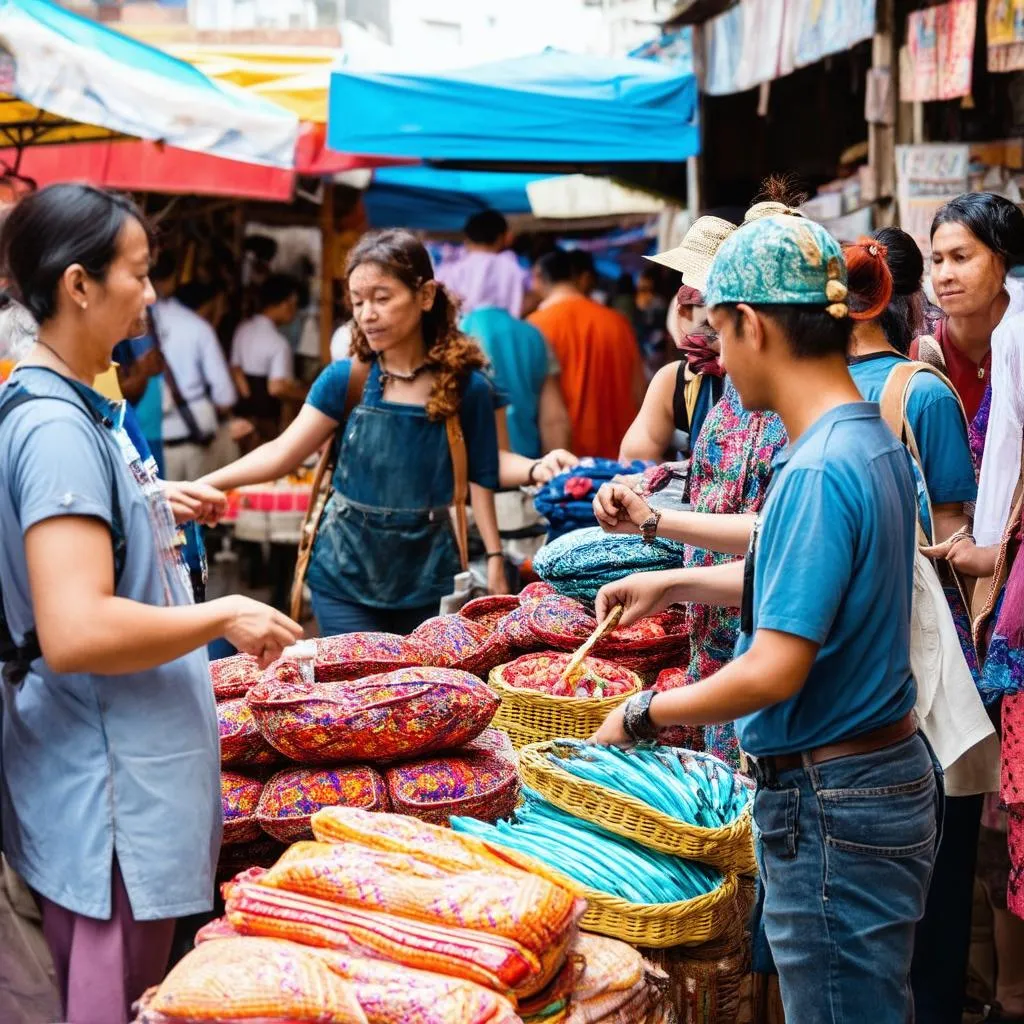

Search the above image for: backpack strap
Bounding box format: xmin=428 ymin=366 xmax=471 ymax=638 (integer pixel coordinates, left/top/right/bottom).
xmin=0 ymin=382 xmax=127 ymax=686
xmin=290 ymin=357 xmax=372 ymax=621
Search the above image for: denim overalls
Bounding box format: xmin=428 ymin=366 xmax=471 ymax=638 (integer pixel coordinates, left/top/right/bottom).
xmin=305 ymin=363 xmax=462 ymax=618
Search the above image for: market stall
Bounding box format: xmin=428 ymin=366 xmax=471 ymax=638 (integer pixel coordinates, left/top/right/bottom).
xmin=159 ymin=573 xmax=756 ymax=1023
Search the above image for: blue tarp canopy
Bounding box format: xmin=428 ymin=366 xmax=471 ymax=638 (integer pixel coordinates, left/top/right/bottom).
xmin=364 ymin=167 xmax=543 ymax=232
xmin=329 ymin=50 xmax=698 ymax=166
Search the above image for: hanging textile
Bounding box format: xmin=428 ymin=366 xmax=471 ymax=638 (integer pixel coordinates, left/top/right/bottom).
xmin=987 ymin=0 xmax=1024 ymax=73
xmin=903 ymin=0 xmax=978 ymax=101
xmin=779 ymin=0 xmax=878 ymax=78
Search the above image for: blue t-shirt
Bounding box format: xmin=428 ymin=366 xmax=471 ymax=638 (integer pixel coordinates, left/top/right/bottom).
xmin=113 ymin=336 xmax=163 ymax=443
xmin=462 ymin=307 xmax=553 ymax=459
xmin=848 ymin=352 xmax=977 ymax=508
xmin=734 ymin=402 xmax=919 ymax=757
xmin=307 ymin=358 xmax=502 ymax=494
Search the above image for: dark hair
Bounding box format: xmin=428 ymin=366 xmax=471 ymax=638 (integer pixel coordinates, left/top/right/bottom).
xmin=150 ymin=249 xmax=179 ymax=283
xmin=175 ymin=279 xmax=222 ymax=312
xmin=257 ymin=273 xmax=299 ymax=311
xmin=930 ymin=192 xmax=1024 ymax=269
xmin=345 ymin=229 xmax=486 ymax=421
xmin=724 ymin=303 xmax=853 ymax=359
xmin=0 ymin=183 xmax=149 ymax=324
xmin=464 ymin=209 xmax=508 ymax=245
xmin=535 ymin=249 xmax=573 ymax=285
xmin=872 ymin=227 xmax=924 ymax=354
xmin=244 ymin=234 xmax=278 ymax=263
xmin=567 ymin=249 xmax=596 ymax=279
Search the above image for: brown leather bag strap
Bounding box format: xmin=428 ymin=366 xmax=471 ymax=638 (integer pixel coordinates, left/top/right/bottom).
xmin=290 ymin=358 xmax=371 ymax=621
xmin=446 ymin=413 xmax=470 ymax=573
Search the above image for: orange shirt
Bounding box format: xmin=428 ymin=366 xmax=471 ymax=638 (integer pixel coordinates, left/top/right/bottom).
xmin=529 ymin=295 xmax=640 ymax=459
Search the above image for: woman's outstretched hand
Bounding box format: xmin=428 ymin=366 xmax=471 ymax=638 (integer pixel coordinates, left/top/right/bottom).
xmin=595 ymin=570 xmax=675 ymax=627
xmin=593 ymin=482 xmax=650 ymax=535
xmin=164 ymin=481 xmax=228 ymax=527
xmin=214 ymin=595 xmax=304 ymax=669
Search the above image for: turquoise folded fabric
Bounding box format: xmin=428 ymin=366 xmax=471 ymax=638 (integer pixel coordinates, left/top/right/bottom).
xmin=533 ymin=527 xmax=685 ymax=604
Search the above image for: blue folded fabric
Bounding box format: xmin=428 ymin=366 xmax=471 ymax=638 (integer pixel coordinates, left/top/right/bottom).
xmin=533 ymin=457 xmax=651 ymax=540
xmin=534 ymin=526 xmax=685 ymax=604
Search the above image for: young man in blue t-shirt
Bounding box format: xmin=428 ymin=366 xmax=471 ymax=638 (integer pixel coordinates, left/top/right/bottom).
xmin=593 ymin=214 xmax=939 ymax=1023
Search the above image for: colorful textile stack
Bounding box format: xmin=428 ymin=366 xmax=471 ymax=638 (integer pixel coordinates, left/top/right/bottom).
xmin=527 ymin=593 xmax=688 ymax=673
xmin=495 ymin=651 xmax=640 ymax=699
xmin=138 ymin=934 xmax=521 ymax=1024
xmin=215 ymin=650 xmax=513 ymax=846
xmin=534 ymin=458 xmax=650 ymax=540
xmin=567 ymin=934 xmax=672 ymax=1023
xmin=247 ymin=667 xmax=499 ymax=764
xmin=313 ymin=632 xmax=431 ymax=682
xmin=411 ymin=614 xmax=515 ymax=676
xmin=534 ymin=527 xmax=685 ymax=605
xmin=210 ymin=653 xmax=264 ymax=701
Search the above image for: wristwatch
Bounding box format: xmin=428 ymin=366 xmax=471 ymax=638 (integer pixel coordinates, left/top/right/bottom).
xmin=639 ymin=508 xmax=662 ymax=545
xmin=622 ymin=690 xmax=659 ymax=743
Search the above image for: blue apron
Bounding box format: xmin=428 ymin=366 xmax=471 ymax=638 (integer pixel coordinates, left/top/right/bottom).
xmin=305 ymin=368 xmax=461 ymax=610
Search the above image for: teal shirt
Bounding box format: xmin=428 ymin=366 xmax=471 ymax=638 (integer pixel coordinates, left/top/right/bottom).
xmin=734 ymin=403 xmax=919 ymax=757
xmin=462 ymin=306 xmax=554 ymax=458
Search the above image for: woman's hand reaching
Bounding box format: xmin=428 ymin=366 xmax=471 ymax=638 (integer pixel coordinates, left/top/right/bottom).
xmin=213 ymin=595 xmax=304 ymax=669
xmin=164 ymin=481 xmax=228 ymax=527
xmin=593 ymin=482 xmax=651 ymax=535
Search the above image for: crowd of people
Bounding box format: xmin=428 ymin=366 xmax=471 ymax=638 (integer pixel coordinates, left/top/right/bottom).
xmin=0 ymin=176 xmax=1023 ymax=1024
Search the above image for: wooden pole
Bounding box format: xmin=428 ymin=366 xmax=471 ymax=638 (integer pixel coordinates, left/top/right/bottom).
xmin=319 ymin=182 xmax=335 ymax=367
xmin=870 ymin=0 xmax=897 ymax=226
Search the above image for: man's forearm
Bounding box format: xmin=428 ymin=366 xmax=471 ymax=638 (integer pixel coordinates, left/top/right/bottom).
xmin=657 ymin=511 xmax=755 ymax=555
xmin=668 ymin=560 xmax=746 ymax=607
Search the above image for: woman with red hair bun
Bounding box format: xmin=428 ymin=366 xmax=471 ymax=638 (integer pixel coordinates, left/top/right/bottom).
xmin=845 ymin=229 xmax=982 ymax=1024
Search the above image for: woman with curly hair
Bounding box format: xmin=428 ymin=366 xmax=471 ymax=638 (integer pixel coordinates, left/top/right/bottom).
xmin=203 ymin=230 xmax=506 ymax=635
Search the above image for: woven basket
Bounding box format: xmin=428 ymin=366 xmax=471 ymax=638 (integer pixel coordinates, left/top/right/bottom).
xmin=519 ymin=741 xmax=757 ymax=875
xmin=487 ymin=661 xmax=641 ymax=749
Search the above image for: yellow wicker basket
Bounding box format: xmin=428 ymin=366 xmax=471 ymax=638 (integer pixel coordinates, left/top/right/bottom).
xmin=519 ymin=740 xmax=757 ymax=876
xmin=486 ymin=841 xmax=740 ymax=948
xmin=487 ymin=661 xmax=642 ymax=749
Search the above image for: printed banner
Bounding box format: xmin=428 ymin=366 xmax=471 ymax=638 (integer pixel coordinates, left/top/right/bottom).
xmin=903 ymin=0 xmax=977 ymax=101
xmin=987 ymin=0 xmax=1024 ymax=72
xmin=895 ymin=144 xmax=970 ymax=258
xmin=704 ymin=0 xmax=876 ymax=97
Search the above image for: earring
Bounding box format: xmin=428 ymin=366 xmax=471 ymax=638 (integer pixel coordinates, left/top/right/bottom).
xmin=80 ymin=302 xmax=88 ymax=311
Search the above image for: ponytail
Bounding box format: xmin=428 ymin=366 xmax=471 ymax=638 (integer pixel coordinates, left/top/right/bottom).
xmin=843 ymin=237 xmax=894 ymax=323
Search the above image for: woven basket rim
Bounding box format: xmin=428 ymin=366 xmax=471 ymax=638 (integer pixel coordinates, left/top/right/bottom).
xmin=488 ymin=663 xmax=642 ymax=708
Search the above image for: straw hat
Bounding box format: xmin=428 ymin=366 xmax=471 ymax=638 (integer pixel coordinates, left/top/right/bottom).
xmin=644 ymin=215 xmax=736 ymax=293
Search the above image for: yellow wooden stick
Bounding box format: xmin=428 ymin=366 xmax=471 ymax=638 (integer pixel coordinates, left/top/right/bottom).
xmin=558 ymin=604 xmax=624 ymax=692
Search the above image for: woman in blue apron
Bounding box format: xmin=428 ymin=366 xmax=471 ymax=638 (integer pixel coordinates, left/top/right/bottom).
xmin=204 ymin=229 xmax=506 ymax=636
xmin=0 ymin=184 xmax=301 ymax=1024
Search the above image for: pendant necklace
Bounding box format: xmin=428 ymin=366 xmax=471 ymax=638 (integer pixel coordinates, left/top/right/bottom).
xmin=379 ymin=354 xmax=428 ymax=387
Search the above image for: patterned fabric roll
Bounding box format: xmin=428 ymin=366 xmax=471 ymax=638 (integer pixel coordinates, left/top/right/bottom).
xmin=221 ymin=771 xmax=265 ymax=846
xmin=218 ymin=697 xmax=281 ymax=768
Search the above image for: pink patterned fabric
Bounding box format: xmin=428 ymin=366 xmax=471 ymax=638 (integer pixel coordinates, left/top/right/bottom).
xmin=221 ymin=772 xmax=265 ymax=846
xmin=496 ymin=651 xmax=638 ymax=698
xmin=493 ymin=606 xmax=542 ymax=652
xmin=458 ymin=728 xmax=516 ymax=762
xmin=247 ymin=668 xmax=499 ymax=764
xmin=218 ymin=698 xmax=281 ymax=768
xmin=210 ymin=653 xmax=263 ymax=702
xmin=411 ymin=615 xmax=514 ymax=675
xmin=385 ymin=753 xmax=519 ymax=826
xmin=459 ymin=595 xmax=521 ymax=634
xmin=314 ymin=632 xmax=431 ymax=683
xmin=257 ymin=766 xmax=390 ymax=843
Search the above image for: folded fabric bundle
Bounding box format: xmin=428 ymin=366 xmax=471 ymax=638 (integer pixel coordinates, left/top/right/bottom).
xmin=527 ymin=594 xmax=688 ymax=672
xmin=534 ymin=528 xmax=685 ymax=605
xmin=260 ymin=840 xmax=576 ymax=957
xmin=458 ymin=727 xmax=516 ymax=762
xmin=534 ymin=459 xmax=650 ymax=541
xmin=221 ymin=772 xmax=265 ymax=846
xmin=224 ymin=875 xmax=539 ymax=992
xmin=140 ymin=936 xmax=367 ymax=1023
xmin=385 ymin=752 xmax=519 ymax=826
xmin=210 ymin=653 xmax=263 ymax=702
xmin=314 ymin=632 xmax=431 ymax=682
xmin=256 ymin=766 xmax=390 ymax=843
xmin=571 ymin=935 xmax=644 ymax=1001
xmin=459 ymin=595 xmax=522 ymax=634
xmin=247 ymin=668 xmax=499 ymax=764
xmin=411 ymin=615 xmax=514 ymax=676
xmin=182 ymin=931 xmax=524 ymax=1024
xmin=218 ymin=698 xmax=281 ymax=768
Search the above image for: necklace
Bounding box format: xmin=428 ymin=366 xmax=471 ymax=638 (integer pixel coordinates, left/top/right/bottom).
xmin=34 ymin=339 xmax=78 ymax=377
xmin=378 ymin=355 xmax=428 ymax=386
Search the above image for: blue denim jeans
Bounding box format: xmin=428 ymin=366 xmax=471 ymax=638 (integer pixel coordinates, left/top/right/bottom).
xmin=753 ymin=732 xmax=942 ymax=1024
xmin=310 ymin=589 xmax=437 ymax=638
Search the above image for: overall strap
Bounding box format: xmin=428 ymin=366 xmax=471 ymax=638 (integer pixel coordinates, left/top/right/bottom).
xmin=446 ymin=413 xmax=470 ymax=572
xmin=289 ymin=357 xmax=372 ymax=622
xmin=0 ymin=382 xmax=127 ymax=686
